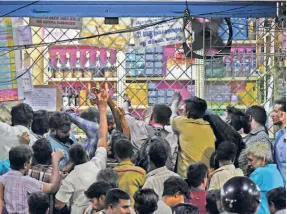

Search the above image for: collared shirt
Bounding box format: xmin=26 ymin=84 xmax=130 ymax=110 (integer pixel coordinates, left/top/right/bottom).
xmin=274 ymin=128 xmax=286 ymax=184
xmin=47 ymin=135 xmax=77 ymax=169
xmin=142 ymin=166 xmax=179 ymax=199
xmin=56 ymin=147 xmax=107 ymax=214
xmin=172 ymin=116 xmax=215 ymax=178
xmin=250 ymin=164 xmax=284 ymax=214
xmin=66 ymin=111 xmax=99 ymax=159
xmin=0 ymin=170 xmax=43 ymax=214
xmin=238 ymin=126 xmax=273 ymax=175
xmin=153 ymin=200 xmax=172 ymax=214
xmin=186 ymin=187 xmax=208 ymax=214
xmin=114 ymin=160 xmax=146 ymax=206
xmin=209 ymin=164 xmax=243 ymax=190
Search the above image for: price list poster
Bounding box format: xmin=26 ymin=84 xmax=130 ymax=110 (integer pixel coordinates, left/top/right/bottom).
xmin=0 ymin=18 xmax=18 ymax=102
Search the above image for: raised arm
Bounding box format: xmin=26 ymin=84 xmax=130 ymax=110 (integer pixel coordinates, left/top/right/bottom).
xmin=170 ymin=91 xmax=182 ymax=120
xmin=115 ymin=107 xmax=130 ymax=138
xmin=96 ymin=91 xmax=109 ymax=149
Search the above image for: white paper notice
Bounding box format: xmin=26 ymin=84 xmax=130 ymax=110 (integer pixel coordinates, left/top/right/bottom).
xmin=24 ymin=88 xmax=57 ymax=112
xmin=29 ymin=17 xmax=82 ymax=30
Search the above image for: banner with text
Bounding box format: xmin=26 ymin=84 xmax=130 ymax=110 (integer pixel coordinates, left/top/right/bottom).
xmin=29 ymin=17 xmax=82 ymax=29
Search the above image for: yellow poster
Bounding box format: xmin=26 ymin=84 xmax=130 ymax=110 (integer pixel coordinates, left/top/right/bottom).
xmin=80 ymin=18 xmax=131 ymax=51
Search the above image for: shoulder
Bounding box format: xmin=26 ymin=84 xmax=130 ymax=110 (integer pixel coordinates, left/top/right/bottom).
xmin=115 ymin=166 xmax=146 ymax=176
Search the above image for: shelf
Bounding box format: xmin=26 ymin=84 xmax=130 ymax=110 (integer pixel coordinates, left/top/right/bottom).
xmin=224 ymin=40 xmax=262 ymax=45
xmin=49 ymin=77 xmax=117 ymax=82
xmin=208 ymin=104 xmax=249 ymax=110
xmin=205 ymin=76 xmax=259 ymax=81
xmin=126 ymin=77 xmax=192 ymax=81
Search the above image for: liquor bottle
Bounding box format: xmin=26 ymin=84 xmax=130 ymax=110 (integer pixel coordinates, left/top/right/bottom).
xmin=75 ymin=87 xmax=81 ymax=106
xmin=64 ymin=52 xmax=73 ymax=78
xmin=242 ymin=49 xmax=250 ymax=76
xmin=233 ymin=49 xmax=241 ymax=77
xmin=84 ymin=51 xmax=92 ymax=78
xmin=47 ymin=53 xmax=54 ymax=79
xmin=55 ymin=52 xmax=63 ymax=78
xmin=103 ymin=51 xmax=113 ymax=78
xmin=224 ymin=56 xmax=232 ymax=77
xmin=62 ymin=87 xmax=69 ymax=107
xmin=249 ymin=18 xmax=257 ymax=40
xmin=74 ymin=51 xmax=83 ymax=78
xmin=94 ymin=51 xmax=103 ymax=77
xmin=250 ymin=48 xmax=257 ymax=75
xmin=69 ymin=87 xmax=76 ymax=106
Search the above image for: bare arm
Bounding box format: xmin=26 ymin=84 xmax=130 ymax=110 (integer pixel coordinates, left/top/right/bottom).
xmin=97 ymin=91 xmax=108 ymax=149
xmin=116 ymin=107 xmax=130 ymax=138
xmin=108 ymin=98 xmax=123 ymax=132
xmin=170 ymin=91 xmax=182 ymax=120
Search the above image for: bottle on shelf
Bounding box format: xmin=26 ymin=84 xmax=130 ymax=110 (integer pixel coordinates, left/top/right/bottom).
xmin=242 ymin=48 xmax=250 ymax=76
xmin=248 ymin=18 xmax=257 ymax=40
xmin=84 ymin=51 xmax=93 ymax=78
xmin=55 ymin=52 xmax=64 ymax=78
xmin=79 ymin=88 xmax=87 ymax=106
xmin=94 ymin=51 xmax=103 ymax=77
xmin=74 ymin=51 xmax=83 ymax=78
xmin=75 ymin=86 xmax=81 ymax=106
xmin=103 ymin=51 xmax=113 ymax=78
xmin=47 ymin=53 xmax=55 ymax=79
xmin=250 ymin=48 xmax=258 ymax=75
xmin=64 ymin=52 xmax=73 ymax=78
xmin=233 ymin=49 xmax=241 ymax=77
xmin=69 ymin=87 xmax=76 ymax=106
xmin=62 ymin=86 xmax=69 ymax=107
xmin=224 ymin=55 xmax=232 ymax=77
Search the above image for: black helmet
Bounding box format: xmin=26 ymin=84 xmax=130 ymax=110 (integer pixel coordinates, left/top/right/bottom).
xmin=221 ymin=177 xmax=260 ymax=214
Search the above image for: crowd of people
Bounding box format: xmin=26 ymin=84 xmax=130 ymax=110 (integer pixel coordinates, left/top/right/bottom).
xmin=0 ymin=89 xmax=285 ymax=214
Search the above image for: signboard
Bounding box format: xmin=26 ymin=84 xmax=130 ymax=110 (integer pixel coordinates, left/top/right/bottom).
xmin=0 ymin=18 xmax=18 ymax=102
xmin=29 ymin=17 xmax=82 ymax=29
xmin=81 ymin=18 xmax=131 ymax=51
xmin=133 ymin=18 xmax=184 ymax=49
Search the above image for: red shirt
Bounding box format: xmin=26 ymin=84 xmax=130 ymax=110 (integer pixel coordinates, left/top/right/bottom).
xmin=186 ymin=190 xmax=208 ymax=214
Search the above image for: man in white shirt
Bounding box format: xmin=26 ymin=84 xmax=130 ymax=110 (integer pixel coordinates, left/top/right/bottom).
xmin=55 ymin=91 xmax=109 ymax=214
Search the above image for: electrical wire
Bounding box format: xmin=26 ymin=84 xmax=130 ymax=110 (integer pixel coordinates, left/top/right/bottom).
xmin=0 ymin=1 xmax=40 ymax=17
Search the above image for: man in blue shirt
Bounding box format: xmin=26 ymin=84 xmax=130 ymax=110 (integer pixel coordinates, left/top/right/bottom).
xmin=271 ymin=98 xmax=286 ymax=184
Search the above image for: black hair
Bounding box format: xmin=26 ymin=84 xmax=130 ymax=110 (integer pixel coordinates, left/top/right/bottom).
xmin=186 ymin=162 xmax=208 ymax=188
xmin=69 ymin=144 xmax=88 ymax=165
xmin=152 ymin=104 xmax=172 ymax=125
xmin=114 ymin=139 xmax=133 ymax=160
xmin=31 ymin=110 xmax=50 ymax=135
xmin=205 ymin=190 xmax=220 ymax=214
xmin=275 ymin=98 xmax=286 ymax=112
xmin=109 ymin=131 xmax=128 ymax=157
xmin=162 ymin=176 xmax=190 ymax=199
xmin=49 ymin=112 xmax=71 ymax=130
xmin=172 ymin=203 xmax=199 ymax=214
xmin=185 ymin=97 xmax=207 ymax=119
xmin=104 ymin=188 xmax=130 ymax=209
xmin=97 ymin=169 xmax=119 ymax=188
xmin=148 ymin=137 xmax=169 ymax=168
xmin=9 ymin=145 xmax=33 ymax=170
xmin=32 ymin=138 xmax=52 ymax=165
xmin=28 ymin=192 xmax=49 ymax=214
xmin=80 ymin=107 xmax=100 ymax=122
xmin=216 ymin=141 xmax=237 ymax=162
xmin=267 ymin=187 xmax=286 ymax=211
xmin=226 ymin=106 xmax=245 ymax=131
xmin=85 ymin=181 xmax=112 ymax=199
xmin=11 ymin=103 xmax=33 ymax=127
xmin=246 ymin=105 xmax=267 ymax=126
xmin=134 ymin=189 xmax=159 ymax=214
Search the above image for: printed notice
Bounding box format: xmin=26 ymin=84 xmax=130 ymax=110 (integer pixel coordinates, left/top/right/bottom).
xmin=29 ymin=17 xmax=82 ymax=30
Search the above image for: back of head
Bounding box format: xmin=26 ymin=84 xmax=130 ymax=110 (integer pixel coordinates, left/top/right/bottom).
xmin=9 ymin=145 xmax=33 ymax=170
xmin=163 ymin=176 xmax=190 ymax=198
xmin=11 ymin=103 xmax=34 ymax=126
xmin=267 ymin=187 xmax=286 ymax=211
xmin=206 ymin=190 xmax=220 ymax=214
xmin=185 ymin=97 xmax=207 ymax=119
xmin=172 ymin=203 xmax=199 ymax=214
xmin=110 ymin=131 xmax=128 ymax=156
xmin=246 ymin=105 xmax=267 ymax=126
xmin=69 ymin=144 xmax=88 ymax=165
xmin=114 ymin=139 xmax=133 ymax=160
xmin=31 ymin=110 xmax=50 ymax=135
xmin=32 ymin=138 xmax=52 ymax=165
xmin=80 ymin=107 xmax=100 ymax=122
xmin=186 ymin=162 xmax=208 ymax=188
xmin=85 ymin=181 xmax=112 ymax=199
xmin=97 ymin=168 xmax=119 ymax=188
xmin=221 ymin=177 xmax=260 ymax=214
xmin=275 ymin=98 xmax=286 ymax=112
xmin=49 ymin=112 xmax=71 ymax=130
xmin=134 ymin=189 xmax=159 ymax=214
xmin=104 ymin=188 xmax=130 ymax=209
xmin=152 ymin=104 xmax=172 ymax=125
xmin=148 ymin=136 xmax=169 ymax=168
xmin=226 ymin=106 xmax=245 ymax=131
xmin=28 ymin=192 xmax=49 ymax=214
xmin=216 ymin=141 xmax=237 ymax=162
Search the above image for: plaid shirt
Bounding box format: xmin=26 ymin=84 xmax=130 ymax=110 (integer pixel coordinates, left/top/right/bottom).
xmin=0 ymin=170 xmax=43 ymax=214
xmin=28 ymin=165 xmax=54 ymax=214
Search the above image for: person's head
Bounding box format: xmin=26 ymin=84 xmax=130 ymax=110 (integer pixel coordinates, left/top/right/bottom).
xmin=32 ymin=138 xmax=52 ymax=165
xmin=109 ymin=131 xmax=128 ymax=157
xmin=267 ymin=187 xmax=286 ymax=214
xmin=49 ymin=112 xmax=72 ymax=143
xmin=9 ymin=145 xmax=33 ymax=174
xmin=221 ymin=177 xmax=260 ymax=214
xmin=69 ymin=144 xmax=88 ymax=166
xmin=271 ymin=98 xmax=286 ymax=127
xmin=148 ymin=136 xmax=169 ymax=169
xmin=104 ymin=188 xmax=131 ymax=214
xmin=216 ymin=141 xmax=237 ymax=165
xmin=184 ymin=97 xmax=207 ymax=119
xmin=150 ymin=104 xmax=172 ymax=126
xmin=226 ymin=106 xmax=245 ymax=131
xmin=97 ymin=169 xmax=119 ymax=188
xmin=243 ymin=105 xmax=267 ymax=134
xmin=85 ymin=181 xmax=112 ymax=212
xmin=247 ymin=143 xmax=273 ymax=170
xmin=28 ymin=192 xmax=49 ymax=214
xmin=80 ymin=107 xmax=100 ymax=123
xmin=31 ymin=110 xmax=50 ymax=136
xmin=113 ymin=139 xmax=133 ymax=161
xmin=186 ymin=162 xmax=208 ymax=189
xmin=205 ymin=190 xmax=220 ymax=214
xmin=134 ymin=189 xmax=159 ymax=214
xmin=172 ymin=203 xmax=199 ymax=214
xmin=11 ymin=103 xmax=34 ymax=127
xmin=162 ymin=176 xmax=190 ymax=206
xmin=107 ymin=113 xmax=115 ymax=134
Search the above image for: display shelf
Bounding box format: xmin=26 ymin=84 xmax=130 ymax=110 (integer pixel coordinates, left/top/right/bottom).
xmin=205 ymin=76 xmax=260 ymax=81
xmin=126 ymin=77 xmax=193 ymax=81
xmin=227 ymin=40 xmax=262 ymax=45
xmin=49 ymin=77 xmax=118 ymax=82
xmin=208 ymin=103 xmax=249 ymax=110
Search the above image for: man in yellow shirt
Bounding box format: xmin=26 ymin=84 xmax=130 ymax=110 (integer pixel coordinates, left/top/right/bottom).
xmin=114 ymin=139 xmax=146 ymax=206
xmin=172 ymin=97 xmax=215 ymax=178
